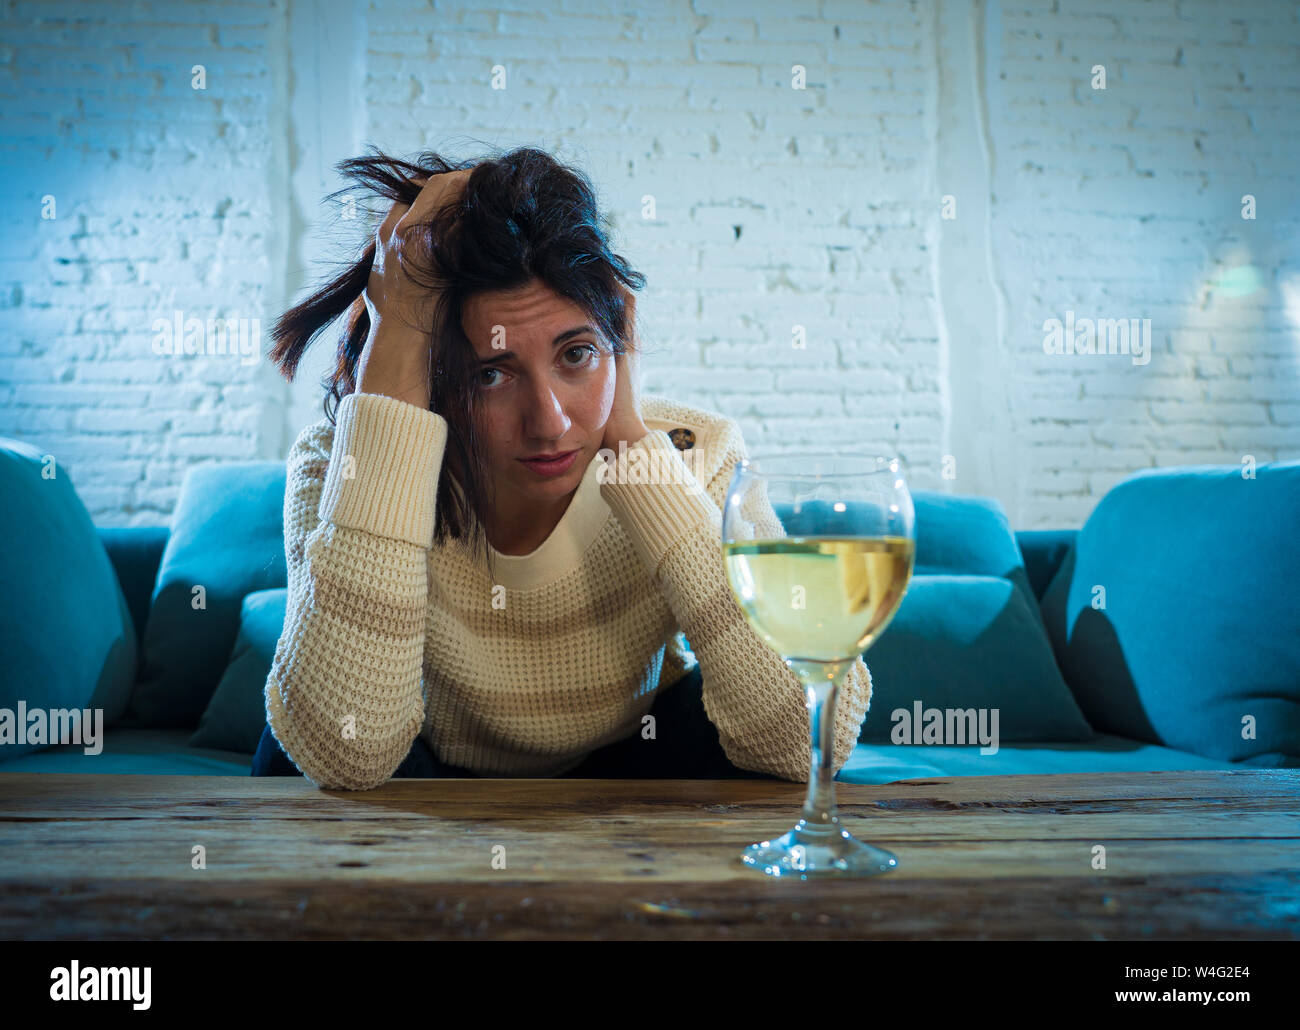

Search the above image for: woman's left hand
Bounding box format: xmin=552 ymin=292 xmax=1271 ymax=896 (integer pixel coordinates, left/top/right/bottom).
xmin=601 ymin=287 xmax=649 ymax=453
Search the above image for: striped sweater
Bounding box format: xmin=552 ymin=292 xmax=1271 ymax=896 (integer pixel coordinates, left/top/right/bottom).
xmin=263 ymin=390 xmax=874 ymax=789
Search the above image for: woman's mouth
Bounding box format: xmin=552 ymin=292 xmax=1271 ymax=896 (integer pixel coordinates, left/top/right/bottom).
xmin=519 ymin=449 xmax=579 ymax=477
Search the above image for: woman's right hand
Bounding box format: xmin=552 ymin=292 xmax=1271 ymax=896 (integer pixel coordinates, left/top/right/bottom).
xmin=357 ymin=168 xmax=473 ymax=408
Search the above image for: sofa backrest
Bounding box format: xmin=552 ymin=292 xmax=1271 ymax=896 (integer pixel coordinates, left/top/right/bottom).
xmin=1040 ymin=459 xmax=1300 ymax=767
xmin=1015 ymin=529 xmax=1077 ymax=601
xmin=90 ymin=459 xmax=1088 ymax=747
xmin=96 ymin=526 xmax=170 ymax=652
xmin=0 ymin=436 xmax=139 ymax=757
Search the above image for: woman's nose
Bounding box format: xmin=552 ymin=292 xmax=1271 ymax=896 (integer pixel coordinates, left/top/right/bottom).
xmin=523 ymin=380 xmax=571 ymax=440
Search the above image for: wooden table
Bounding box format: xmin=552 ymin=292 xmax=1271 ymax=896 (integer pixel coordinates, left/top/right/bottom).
xmin=1 ymin=770 xmax=1296 ymax=940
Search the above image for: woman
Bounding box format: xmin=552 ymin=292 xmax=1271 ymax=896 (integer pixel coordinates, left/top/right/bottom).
xmin=252 ymin=145 xmax=874 ymax=789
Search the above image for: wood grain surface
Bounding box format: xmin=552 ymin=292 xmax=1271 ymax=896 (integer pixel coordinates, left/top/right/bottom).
xmin=1 ymin=770 xmax=1296 ymax=940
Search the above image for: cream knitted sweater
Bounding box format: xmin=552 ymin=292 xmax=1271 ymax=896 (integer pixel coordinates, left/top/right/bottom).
xmin=263 ymin=390 xmax=874 ymax=789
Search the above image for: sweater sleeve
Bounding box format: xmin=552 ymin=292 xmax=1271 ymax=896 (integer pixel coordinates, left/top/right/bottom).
xmin=263 ymin=391 xmax=449 ymax=790
xmin=598 ymin=427 xmax=873 ymax=782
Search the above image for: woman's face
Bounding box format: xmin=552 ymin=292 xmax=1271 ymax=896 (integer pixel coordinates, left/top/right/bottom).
xmin=460 ymin=278 xmax=617 ymax=511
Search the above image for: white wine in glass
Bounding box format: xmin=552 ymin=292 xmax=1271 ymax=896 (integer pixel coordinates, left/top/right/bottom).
xmin=722 ymin=451 xmax=915 ymax=878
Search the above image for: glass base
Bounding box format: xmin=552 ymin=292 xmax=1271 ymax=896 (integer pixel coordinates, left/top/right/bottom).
xmin=738 ymin=817 xmax=898 ymax=879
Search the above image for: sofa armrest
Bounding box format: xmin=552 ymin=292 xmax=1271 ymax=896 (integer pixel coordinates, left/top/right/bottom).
xmin=95 ymin=526 xmax=169 ymax=648
xmin=1016 ymin=529 xmax=1077 ymax=602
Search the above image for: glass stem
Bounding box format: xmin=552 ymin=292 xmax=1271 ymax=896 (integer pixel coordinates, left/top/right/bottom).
xmin=787 ymin=658 xmax=850 ymax=829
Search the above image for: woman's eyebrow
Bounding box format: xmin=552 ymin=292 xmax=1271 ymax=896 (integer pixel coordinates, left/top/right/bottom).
xmin=478 ymin=325 xmax=596 ymax=364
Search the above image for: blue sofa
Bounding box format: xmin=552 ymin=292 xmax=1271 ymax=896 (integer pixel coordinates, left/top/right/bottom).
xmin=3 ymin=443 xmax=1296 ymax=784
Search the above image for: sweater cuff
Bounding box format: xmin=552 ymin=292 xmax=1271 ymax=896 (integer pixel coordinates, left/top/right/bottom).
xmin=317 ymin=392 xmax=448 ymax=548
xmin=598 ymin=429 xmax=719 ymax=573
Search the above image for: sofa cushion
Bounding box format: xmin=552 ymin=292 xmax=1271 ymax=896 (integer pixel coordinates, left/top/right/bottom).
xmin=857 ymin=575 xmax=1094 ymax=742
xmin=0 ymin=437 xmax=137 ymax=759
xmin=123 ymin=462 xmax=287 ymax=728
xmin=189 ymin=589 xmax=287 ymax=754
xmin=1040 ymin=460 xmax=1300 ymax=767
xmin=0 ymin=728 xmax=252 ymax=775
xmin=835 ymin=733 xmax=1238 ymax=785
xmin=908 ymin=490 xmax=1029 ymax=583
xmin=0 ymin=729 xmax=1231 ymax=782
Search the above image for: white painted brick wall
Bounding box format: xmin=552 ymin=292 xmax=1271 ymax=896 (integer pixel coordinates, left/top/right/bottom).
xmin=0 ymin=0 xmax=288 ymax=521
xmin=989 ymin=0 xmax=1300 ymax=525
xmin=2 ymin=0 xmax=1296 ymax=531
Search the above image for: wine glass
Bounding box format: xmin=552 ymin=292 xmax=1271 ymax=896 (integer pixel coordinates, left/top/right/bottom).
xmin=721 ymin=450 xmax=916 ymax=878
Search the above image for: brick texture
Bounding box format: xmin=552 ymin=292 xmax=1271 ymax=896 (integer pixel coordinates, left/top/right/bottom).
xmin=2 ymin=0 xmax=1296 ymax=528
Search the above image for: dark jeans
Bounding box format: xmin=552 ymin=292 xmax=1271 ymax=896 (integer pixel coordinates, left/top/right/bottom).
xmin=251 ymin=665 xmax=782 ymax=780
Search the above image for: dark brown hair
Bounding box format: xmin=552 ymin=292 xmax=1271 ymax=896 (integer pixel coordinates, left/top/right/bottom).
xmin=268 ymin=144 xmax=646 ymax=575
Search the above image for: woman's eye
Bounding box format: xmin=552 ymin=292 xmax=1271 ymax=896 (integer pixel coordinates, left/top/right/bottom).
xmin=479 ymin=345 xmax=596 ymax=389
xmin=564 ymin=344 xmax=598 ymax=367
